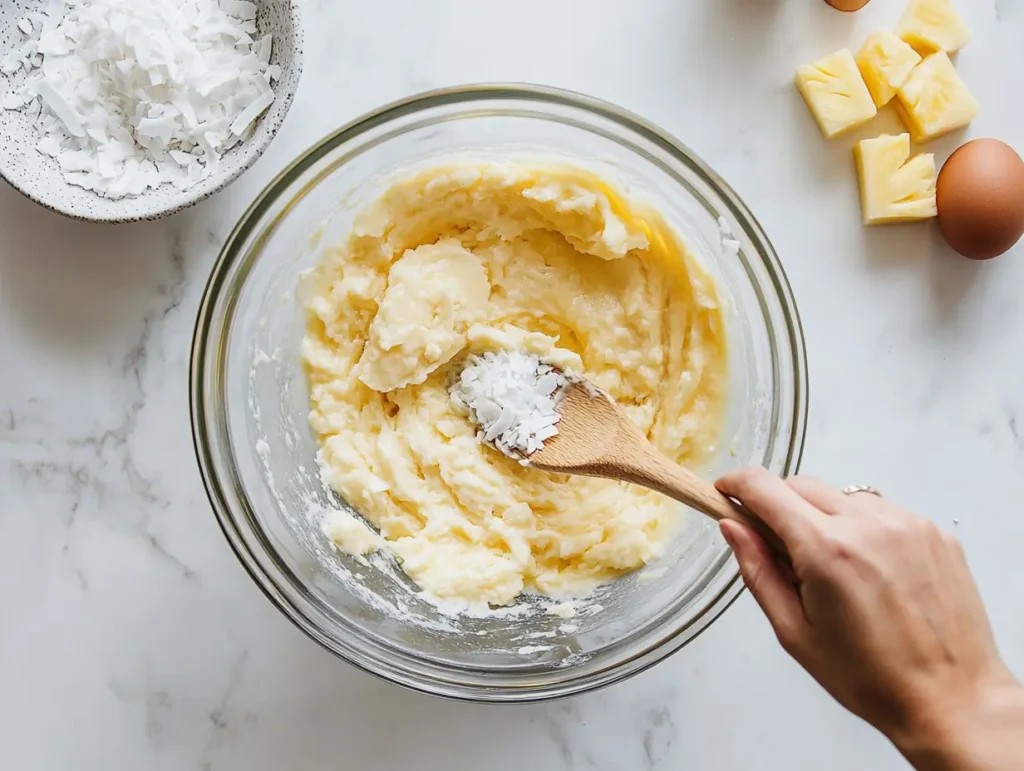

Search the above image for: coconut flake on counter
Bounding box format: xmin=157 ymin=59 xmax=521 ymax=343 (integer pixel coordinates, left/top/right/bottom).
xmin=2 ymin=0 xmax=277 ymax=198
xmin=450 ymin=351 xmax=568 ymax=462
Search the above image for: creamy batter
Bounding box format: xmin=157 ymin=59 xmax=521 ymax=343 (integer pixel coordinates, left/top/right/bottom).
xmin=302 ymin=162 xmax=728 ymax=608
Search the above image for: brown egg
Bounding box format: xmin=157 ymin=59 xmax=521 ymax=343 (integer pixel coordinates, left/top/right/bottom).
xmin=937 ymin=139 xmax=1024 ymax=261
xmin=824 ymin=0 xmax=871 ymax=10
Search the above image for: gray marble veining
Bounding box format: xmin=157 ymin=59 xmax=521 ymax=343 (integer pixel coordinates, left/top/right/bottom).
xmin=1 ymin=1 xmax=1022 ymax=769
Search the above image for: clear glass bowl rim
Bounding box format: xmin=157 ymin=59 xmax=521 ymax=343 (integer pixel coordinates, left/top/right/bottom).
xmin=189 ymin=83 xmax=809 ymax=702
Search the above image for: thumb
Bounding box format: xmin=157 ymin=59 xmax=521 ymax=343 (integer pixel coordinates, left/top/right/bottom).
xmin=721 ymin=519 xmax=807 ymax=654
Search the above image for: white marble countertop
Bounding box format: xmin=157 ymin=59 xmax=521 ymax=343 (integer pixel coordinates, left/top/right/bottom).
xmin=2 ymin=1 xmax=1023 ymax=768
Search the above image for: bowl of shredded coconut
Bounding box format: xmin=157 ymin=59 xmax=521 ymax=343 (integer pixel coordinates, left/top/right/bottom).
xmin=0 ymin=0 xmax=302 ymax=221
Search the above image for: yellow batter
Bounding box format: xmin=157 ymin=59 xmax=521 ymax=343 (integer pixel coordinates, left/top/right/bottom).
xmin=302 ymin=162 xmax=728 ymax=607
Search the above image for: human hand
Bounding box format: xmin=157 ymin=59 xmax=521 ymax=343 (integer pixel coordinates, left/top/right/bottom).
xmin=716 ymin=468 xmax=1024 ymax=771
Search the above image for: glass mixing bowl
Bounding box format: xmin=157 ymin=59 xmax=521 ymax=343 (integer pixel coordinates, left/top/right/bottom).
xmin=190 ymin=85 xmax=808 ymax=702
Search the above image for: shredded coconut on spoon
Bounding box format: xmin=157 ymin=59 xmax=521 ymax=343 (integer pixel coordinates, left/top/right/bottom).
xmin=450 ymin=351 xmax=569 ymax=462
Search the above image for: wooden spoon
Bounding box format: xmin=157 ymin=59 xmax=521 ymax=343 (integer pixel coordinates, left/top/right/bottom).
xmin=530 ymin=379 xmax=788 ymax=558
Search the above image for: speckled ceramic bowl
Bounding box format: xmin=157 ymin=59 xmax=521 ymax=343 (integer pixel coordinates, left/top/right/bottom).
xmin=0 ymin=0 xmax=303 ymax=222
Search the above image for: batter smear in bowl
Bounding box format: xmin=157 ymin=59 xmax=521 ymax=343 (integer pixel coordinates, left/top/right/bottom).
xmin=301 ymin=162 xmax=728 ymax=608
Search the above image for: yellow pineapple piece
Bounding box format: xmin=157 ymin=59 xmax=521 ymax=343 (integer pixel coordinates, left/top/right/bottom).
xmin=856 ymin=29 xmax=922 ymax=107
xmin=855 ymin=134 xmax=937 ymax=225
xmin=896 ymin=0 xmax=972 ymax=55
xmin=896 ymin=52 xmax=979 ymax=142
xmin=795 ymin=49 xmax=877 ymax=139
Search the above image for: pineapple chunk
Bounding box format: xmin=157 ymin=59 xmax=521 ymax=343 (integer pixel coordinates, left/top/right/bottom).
xmin=795 ymin=49 xmax=877 ymax=139
xmin=896 ymin=52 xmax=979 ymax=143
xmin=855 ymin=134 xmax=937 ymax=225
xmin=856 ymin=30 xmax=922 ymax=107
xmin=896 ymin=0 xmax=972 ymax=55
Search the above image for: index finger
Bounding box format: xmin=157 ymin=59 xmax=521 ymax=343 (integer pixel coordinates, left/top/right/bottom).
xmin=716 ymin=467 xmax=827 ymax=552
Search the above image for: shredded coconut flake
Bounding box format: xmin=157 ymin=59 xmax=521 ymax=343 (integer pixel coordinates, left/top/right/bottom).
xmin=450 ymin=351 xmax=568 ymax=462
xmin=5 ymin=0 xmax=276 ymax=198
xmin=717 ymin=215 xmax=741 ymax=257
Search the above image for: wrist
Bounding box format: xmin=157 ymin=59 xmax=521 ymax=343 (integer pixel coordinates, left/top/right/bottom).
xmin=892 ymin=675 xmax=1024 ymax=771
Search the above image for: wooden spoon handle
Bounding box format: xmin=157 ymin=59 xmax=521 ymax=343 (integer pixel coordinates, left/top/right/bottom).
xmin=612 ymin=435 xmax=790 ymax=559
xmin=644 ymin=459 xmax=788 ymax=559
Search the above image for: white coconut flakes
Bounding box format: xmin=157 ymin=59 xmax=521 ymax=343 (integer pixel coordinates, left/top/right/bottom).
xmin=1 ymin=0 xmax=279 ymax=198
xmin=450 ymin=351 xmax=568 ymax=462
